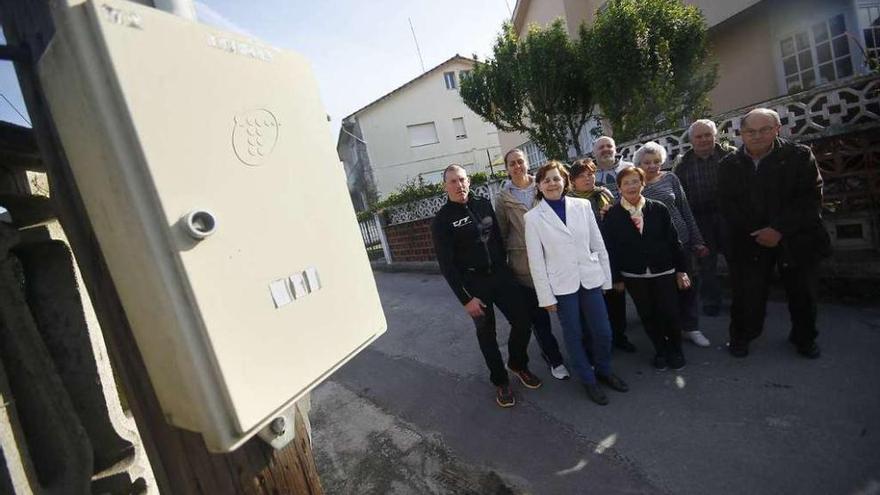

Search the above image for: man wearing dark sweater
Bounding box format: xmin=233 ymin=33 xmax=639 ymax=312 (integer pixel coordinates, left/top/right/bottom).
xmin=431 ymin=164 xmax=541 ymax=408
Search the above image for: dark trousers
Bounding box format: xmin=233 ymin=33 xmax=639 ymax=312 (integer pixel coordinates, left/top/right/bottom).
xmin=604 ymin=288 xmax=628 ymax=342
xmin=624 ymin=274 xmax=683 ymax=357
xmin=517 ymin=284 xmax=564 ymax=367
xmin=679 ymin=252 xmax=699 ymax=332
xmin=694 ymin=212 xmax=727 ymax=311
xmin=467 ymin=272 xmax=533 ymax=386
xmin=728 ymin=252 xmax=819 ymax=348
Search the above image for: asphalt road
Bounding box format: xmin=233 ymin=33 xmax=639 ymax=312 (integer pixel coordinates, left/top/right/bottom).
xmin=311 ymin=271 xmax=880 ymax=495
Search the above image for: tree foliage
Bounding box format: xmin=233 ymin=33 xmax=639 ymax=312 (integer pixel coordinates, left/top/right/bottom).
xmin=583 ymin=0 xmax=718 ymax=142
xmin=460 ymin=20 xmax=594 ymax=160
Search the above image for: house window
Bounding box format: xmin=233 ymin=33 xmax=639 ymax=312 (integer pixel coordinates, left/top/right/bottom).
xmin=453 ymin=117 xmax=467 ymax=139
xmin=419 ymin=169 xmax=446 ymax=184
xmin=860 ymin=4 xmax=880 ymax=63
xmin=779 ymin=13 xmax=853 ymax=92
xmin=407 ymin=122 xmax=439 ymax=147
xmin=443 ymin=71 xmax=457 ymax=90
xmin=459 ymin=69 xmax=472 ymax=81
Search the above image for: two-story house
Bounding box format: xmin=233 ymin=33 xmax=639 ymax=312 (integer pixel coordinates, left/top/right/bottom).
xmin=337 ymin=55 xmax=502 ymax=211
xmin=504 ymin=0 xmax=880 ymax=156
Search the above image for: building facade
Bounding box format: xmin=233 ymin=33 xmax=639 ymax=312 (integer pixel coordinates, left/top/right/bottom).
xmin=337 ymin=55 xmax=502 ymax=211
xmin=504 ymin=0 xmax=880 ymax=152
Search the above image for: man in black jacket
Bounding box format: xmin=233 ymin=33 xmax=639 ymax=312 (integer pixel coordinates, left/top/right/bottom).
xmin=431 ymin=164 xmax=541 ymax=408
xmin=718 ymin=108 xmax=831 ymax=359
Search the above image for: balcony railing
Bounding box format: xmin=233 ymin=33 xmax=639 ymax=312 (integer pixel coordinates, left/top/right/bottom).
xmin=616 ymin=74 xmax=880 ymax=162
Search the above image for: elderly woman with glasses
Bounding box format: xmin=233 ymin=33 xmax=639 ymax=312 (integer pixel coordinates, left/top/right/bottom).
xmin=569 ymin=158 xmax=615 ymax=220
xmin=635 ymin=141 xmax=711 ymax=349
xmin=602 ymin=166 xmax=691 ymax=371
xmin=524 ymin=161 xmax=628 ymax=405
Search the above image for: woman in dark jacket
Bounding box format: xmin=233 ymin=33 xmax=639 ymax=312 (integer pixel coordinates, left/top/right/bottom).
xmin=602 ymin=166 xmax=692 ymax=370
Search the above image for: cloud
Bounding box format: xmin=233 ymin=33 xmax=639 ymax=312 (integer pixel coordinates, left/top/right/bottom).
xmin=193 ymin=1 xmax=255 ymax=38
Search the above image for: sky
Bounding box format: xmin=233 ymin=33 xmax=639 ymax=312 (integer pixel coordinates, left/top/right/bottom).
xmin=0 ymin=1 xmax=514 ymax=139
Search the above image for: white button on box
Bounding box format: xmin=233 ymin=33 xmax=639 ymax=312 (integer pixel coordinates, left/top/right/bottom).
xmin=288 ymin=273 xmax=308 ymax=299
xmin=269 ymin=279 xmax=293 ymax=308
xmin=304 ymin=266 xmax=321 ymax=292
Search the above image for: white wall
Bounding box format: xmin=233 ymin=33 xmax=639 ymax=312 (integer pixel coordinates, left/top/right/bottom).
xmin=357 ymin=59 xmax=502 ymax=198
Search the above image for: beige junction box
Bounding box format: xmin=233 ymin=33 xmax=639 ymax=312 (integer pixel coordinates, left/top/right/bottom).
xmin=37 ymin=0 xmax=386 ymax=451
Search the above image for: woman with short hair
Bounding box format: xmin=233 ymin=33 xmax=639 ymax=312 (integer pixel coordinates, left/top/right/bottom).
xmin=524 ymin=161 xmax=628 ymax=405
xmin=602 ymin=166 xmax=691 ymax=370
xmin=635 ymin=142 xmax=711 ymax=348
xmin=568 ymin=158 xmax=615 ymax=220
xmin=569 ymin=157 xmax=636 ymax=353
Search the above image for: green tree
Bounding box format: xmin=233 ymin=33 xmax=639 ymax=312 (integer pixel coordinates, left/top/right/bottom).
xmin=582 ymin=0 xmax=718 ymax=142
xmin=460 ymin=20 xmax=594 ymax=160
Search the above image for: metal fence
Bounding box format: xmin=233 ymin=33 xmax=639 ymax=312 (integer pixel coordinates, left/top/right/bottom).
xmin=358 ymin=216 xmax=385 ymax=261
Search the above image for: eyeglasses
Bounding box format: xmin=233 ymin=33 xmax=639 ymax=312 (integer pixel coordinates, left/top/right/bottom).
xmin=741 ymin=125 xmax=777 ymax=138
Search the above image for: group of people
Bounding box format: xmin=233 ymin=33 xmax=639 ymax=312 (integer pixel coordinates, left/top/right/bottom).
xmin=431 ymin=107 xmax=831 ymax=408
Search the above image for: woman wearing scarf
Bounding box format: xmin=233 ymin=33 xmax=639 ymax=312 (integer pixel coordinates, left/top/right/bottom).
xmin=569 ymin=158 xmax=637 ymax=353
xmin=524 ymin=161 xmax=628 ymax=405
xmin=636 ymin=142 xmax=712 ymax=349
xmin=602 ymin=166 xmax=692 ymax=371
xmin=569 ymin=158 xmax=615 ymax=219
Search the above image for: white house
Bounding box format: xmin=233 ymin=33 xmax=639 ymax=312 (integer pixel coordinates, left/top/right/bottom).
xmin=337 ymin=55 xmax=502 ymax=211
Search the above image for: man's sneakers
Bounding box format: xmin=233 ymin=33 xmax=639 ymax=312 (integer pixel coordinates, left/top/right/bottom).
xmin=684 ymin=330 xmax=711 ymax=347
xmin=550 ymin=364 xmax=570 ymax=380
xmin=495 ymin=367 xmax=543 ymax=407
xmin=496 ymin=385 xmax=515 ymax=408
xmin=509 ymin=367 xmax=543 ymax=389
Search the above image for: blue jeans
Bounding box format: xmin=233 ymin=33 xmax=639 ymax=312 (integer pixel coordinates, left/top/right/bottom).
xmin=555 ymin=286 xmax=613 ymax=384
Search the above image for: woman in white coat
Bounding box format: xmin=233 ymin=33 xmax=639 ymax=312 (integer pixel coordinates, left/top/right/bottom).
xmin=524 ymin=162 xmax=629 ymax=405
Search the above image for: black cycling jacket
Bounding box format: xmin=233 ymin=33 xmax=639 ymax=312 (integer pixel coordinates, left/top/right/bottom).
xmin=431 ymin=195 xmax=508 ymax=304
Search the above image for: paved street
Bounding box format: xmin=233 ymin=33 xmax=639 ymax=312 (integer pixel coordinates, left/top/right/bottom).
xmin=311 ymin=271 xmax=880 ymax=495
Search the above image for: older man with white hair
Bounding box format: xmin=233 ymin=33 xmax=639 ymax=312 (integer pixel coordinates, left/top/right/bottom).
xmin=673 ymin=119 xmax=735 ymax=316
xmin=718 ymin=108 xmax=831 ymax=359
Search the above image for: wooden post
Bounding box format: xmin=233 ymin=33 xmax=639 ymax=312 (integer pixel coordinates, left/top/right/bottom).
xmin=0 ymin=2 xmax=324 ymax=493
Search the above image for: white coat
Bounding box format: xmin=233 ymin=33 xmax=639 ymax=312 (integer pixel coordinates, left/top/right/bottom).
xmin=524 ymin=197 xmax=613 ymax=308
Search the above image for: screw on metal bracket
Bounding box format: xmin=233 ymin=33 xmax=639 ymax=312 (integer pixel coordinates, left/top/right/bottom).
xmin=257 ymin=406 xmax=297 ymax=450
xmin=269 ymin=417 xmax=286 ymax=437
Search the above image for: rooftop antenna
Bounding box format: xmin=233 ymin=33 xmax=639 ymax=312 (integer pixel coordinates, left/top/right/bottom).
xmin=408 ymin=17 xmax=426 ymax=73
